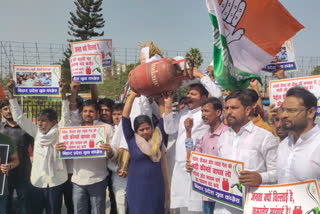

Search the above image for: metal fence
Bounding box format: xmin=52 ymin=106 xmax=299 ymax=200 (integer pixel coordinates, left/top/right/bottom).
xmin=21 ymin=100 xmax=62 ymax=124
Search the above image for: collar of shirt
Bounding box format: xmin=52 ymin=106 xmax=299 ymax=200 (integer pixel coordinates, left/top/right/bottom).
xmin=208 ymin=122 xmax=227 ymax=137
xmin=288 ymin=124 xmax=320 ymax=148
xmin=230 ymin=120 xmax=254 ymax=136
xmin=189 ymin=106 xmax=201 ymax=115
xmin=3 ymin=122 xmax=19 ymax=128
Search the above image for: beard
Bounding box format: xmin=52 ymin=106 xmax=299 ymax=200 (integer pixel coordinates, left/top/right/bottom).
xmin=282 ymin=118 xmax=308 ymax=131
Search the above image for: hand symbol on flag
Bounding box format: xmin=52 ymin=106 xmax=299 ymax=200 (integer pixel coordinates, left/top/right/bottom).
xmin=220 ymin=0 xmax=246 ymax=44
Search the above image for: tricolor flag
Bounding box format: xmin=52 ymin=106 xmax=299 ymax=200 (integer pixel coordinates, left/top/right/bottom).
xmin=206 ymin=0 xmax=304 ymax=90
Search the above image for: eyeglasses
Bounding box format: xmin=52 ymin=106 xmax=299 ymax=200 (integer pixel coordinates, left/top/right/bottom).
xmin=278 ymin=107 xmax=308 ymax=114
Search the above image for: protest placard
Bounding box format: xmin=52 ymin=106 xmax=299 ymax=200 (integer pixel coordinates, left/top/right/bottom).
xmin=244 ymin=180 xmax=320 ymax=214
xmin=264 ymin=40 xmax=298 ymax=72
xmin=59 ymin=126 xmax=107 ymax=159
xmin=190 ymin=152 xmax=245 ymax=210
xmin=12 ymin=65 xmax=60 ymax=96
xmin=70 ymin=54 xmax=103 ymax=84
xmin=71 ymin=39 xmax=112 ymax=67
xmin=269 ymin=75 xmax=320 ymax=116
xmin=0 ymin=144 xmax=9 ymax=196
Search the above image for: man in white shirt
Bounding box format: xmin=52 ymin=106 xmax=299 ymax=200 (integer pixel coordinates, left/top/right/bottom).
xmin=215 ymin=90 xmax=278 ymax=214
xmin=164 ymin=68 xmax=222 ymax=213
xmin=277 ymin=87 xmax=320 ymax=186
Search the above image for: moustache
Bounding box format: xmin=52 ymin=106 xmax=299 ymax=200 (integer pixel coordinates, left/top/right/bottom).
xmin=226 ymin=115 xmax=235 ymax=120
xmin=202 ymin=116 xmax=208 ymax=120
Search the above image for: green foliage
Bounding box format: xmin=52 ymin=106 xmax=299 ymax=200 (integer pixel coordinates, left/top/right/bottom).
xmin=311 ymin=65 xmax=320 ymax=76
xmin=185 ymin=48 xmax=203 ymax=68
xmin=174 ymin=85 xmax=189 ymax=102
xmin=0 ymin=74 xmax=12 ymax=89
xmin=68 ymin=0 xmax=105 ymax=41
xmin=97 ymin=62 xmax=139 ymax=100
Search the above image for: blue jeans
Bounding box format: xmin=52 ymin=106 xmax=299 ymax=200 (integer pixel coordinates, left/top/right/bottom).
xmin=73 ymin=179 xmax=107 ymax=214
xmin=202 ymin=201 xmax=215 ymax=214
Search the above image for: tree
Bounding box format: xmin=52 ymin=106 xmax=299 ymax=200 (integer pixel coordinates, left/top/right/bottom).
xmin=62 ymin=0 xmax=105 ymax=92
xmin=311 ymin=65 xmax=320 ymax=76
xmin=185 ymin=48 xmax=203 ymax=68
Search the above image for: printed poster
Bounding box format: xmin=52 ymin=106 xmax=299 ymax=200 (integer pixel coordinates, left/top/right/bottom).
xmin=264 ymin=40 xmax=298 ymax=72
xmin=0 ymin=144 xmax=9 ymax=196
xmin=244 ymin=180 xmax=320 ymax=214
xmin=71 ymin=39 xmax=112 ymax=67
xmin=13 ymin=65 xmax=60 ymax=96
xmin=70 ymin=54 xmax=103 ymax=84
xmin=191 ymin=152 xmax=245 ymax=210
xmin=59 ymin=126 xmax=107 ymax=159
xmin=269 ymin=75 xmax=320 ymax=116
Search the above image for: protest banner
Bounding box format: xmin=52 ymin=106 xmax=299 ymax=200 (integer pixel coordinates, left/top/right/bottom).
xmin=12 ymin=65 xmax=60 ymax=96
xmin=190 ymin=152 xmax=245 ymax=210
xmin=269 ymin=75 xmax=320 ymax=116
xmin=71 ymin=39 xmax=112 ymax=67
xmin=0 ymin=144 xmax=9 ymax=196
xmin=244 ymin=180 xmax=320 ymax=214
xmin=59 ymin=125 xmax=107 ymax=159
xmin=264 ymin=40 xmax=298 ymax=72
xmin=70 ymin=54 xmax=103 ymax=84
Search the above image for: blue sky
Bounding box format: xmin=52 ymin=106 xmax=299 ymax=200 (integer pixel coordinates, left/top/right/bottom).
xmin=0 ymin=0 xmax=319 ymax=57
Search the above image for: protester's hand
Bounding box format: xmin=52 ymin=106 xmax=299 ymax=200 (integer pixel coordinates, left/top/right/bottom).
xmin=239 ymin=171 xmax=262 ymax=187
xmin=184 ymin=118 xmax=193 ymax=133
xmin=162 ymin=91 xmax=174 ymax=104
xmin=267 ymin=104 xmax=277 ymax=125
xmin=0 ymin=164 xmax=11 ymax=174
xmin=206 ymin=65 xmax=214 ymax=81
xmin=117 ymin=168 xmax=128 ymax=178
xmin=249 ymin=79 xmax=259 ymax=91
xmin=55 ymin=142 xmax=66 ymax=152
xmin=272 ymin=65 xmax=285 ymax=79
xmin=7 ymin=79 xmax=15 ymax=99
xmin=186 ymin=160 xmax=193 ymax=173
xmin=192 ymin=67 xmax=204 ymax=79
xmin=70 ymin=80 xmax=80 ymax=95
xmin=59 ymin=79 xmax=67 ymax=100
xmin=100 ymin=143 xmax=113 ymax=158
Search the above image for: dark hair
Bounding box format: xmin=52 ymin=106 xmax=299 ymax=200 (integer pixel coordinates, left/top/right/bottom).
xmin=98 ymin=98 xmax=115 ymax=111
xmin=113 ymin=103 xmax=124 ymax=112
xmin=133 ymin=115 xmax=152 ymax=132
xmin=67 ymin=95 xmax=84 ymax=109
xmin=225 ymin=90 xmax=253 ymax=107
xmin=80 ymin=99 xmax=98 ymax=112
xmin=189 ymin=84 xmax=209 ymax=98
xmin=243 ymin=88 xmax=259 ymax=103
xmin=286 ymin=86 xmax=317 ymax=120
xmin=39 ymin=108 xmax=58 ymax=121
xmin=0 ymin=99 xmax=10 ymax=109
xmin=201 ymin=97 xmax=222 ymax=111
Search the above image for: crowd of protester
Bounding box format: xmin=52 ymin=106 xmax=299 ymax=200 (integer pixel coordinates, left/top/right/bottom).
xmin=0 ymin=45 xmax=319 ymax=214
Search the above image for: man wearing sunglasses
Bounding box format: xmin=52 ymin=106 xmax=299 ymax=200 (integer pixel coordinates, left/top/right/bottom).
xmin=277 ymin=86 xmax=320 ymax=186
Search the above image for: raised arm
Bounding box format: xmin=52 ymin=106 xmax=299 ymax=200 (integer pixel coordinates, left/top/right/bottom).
xmin=69 ymin=80 xmax=80 ymax=111
xmin=163 ymin=92 xmax=180 ymax=135
xmin=7 ymin=80 xmax=38 ymax=137
xmin=122 ymin=91 xmax=138 ymax=118
xmin=90 ymin=84 xmax=98 ymax=103
xmin=58 ymin=79 xmax=70 ymax=128
xmin=193 ymin=67 xmax=223 ymax=100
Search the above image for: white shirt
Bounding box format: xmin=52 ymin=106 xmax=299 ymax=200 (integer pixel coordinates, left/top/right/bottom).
xmin=71 ymin=120 xmax=114 ymax=186
xmin=277 ymin=125 xmax=320 ymax=186
xmin=164 ymin=75 xmax=222 ymax=211
xmin=10 ymin=98 xmax=69 ymax=188
xmin=215 ymin=121 xmax=278 ymax=214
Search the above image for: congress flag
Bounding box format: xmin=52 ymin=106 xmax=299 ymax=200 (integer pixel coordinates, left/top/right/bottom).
xmin=206 ymin=0 xmax=304 ymax=90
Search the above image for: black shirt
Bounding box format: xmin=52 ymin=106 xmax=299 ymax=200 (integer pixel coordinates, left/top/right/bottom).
xmin=0 ymin=122 xmax=34 ymax=183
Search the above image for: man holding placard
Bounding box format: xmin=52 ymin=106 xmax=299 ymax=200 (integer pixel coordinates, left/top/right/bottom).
xmin=214 ymin=90 xmax=278 ymax=213
xmin=56 ymin=99 xmax=114 ymax=214
xmin=0 ymin=133 xmax=19 ymax=214
xmin=277 ymin=87 xmax=320 ymax=185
